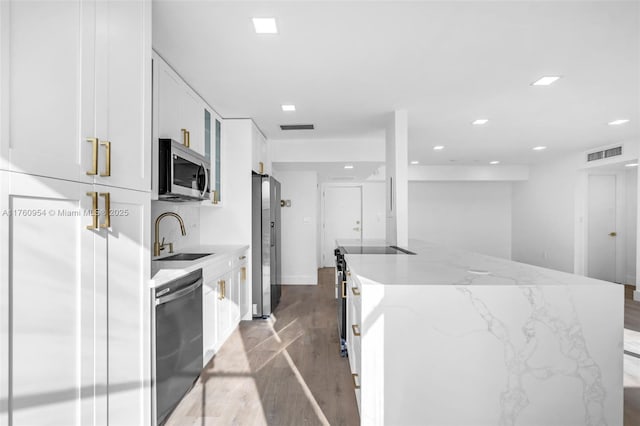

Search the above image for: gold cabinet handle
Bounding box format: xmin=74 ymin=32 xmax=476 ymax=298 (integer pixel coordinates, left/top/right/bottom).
xmin=223 ymin=280 xmax=226 ymax=299
xmin=86 ymin=192 xmax=98 ymax=230
xmin=259 ymin=161 xmax=264 ymax=174
xmin=347 ymin=271 xmax=351 ymax=277
xmin=212 ymin=190 xmax=219 ymax=204
xmin=239 ymin=255 xmax=247 ymax=260
xmin=351 ymin=373 xmax=360 ymax=389
xmin=218 ymin=280 xmax=224 ymax=300
xmin=341 ymin=281 xmax=347 ymax=299
xmin=99 ymin=140 xmax=111 ymax=177
xmin=352 ymin=286 xmax=361 ymax=296
xmin=181 ymin=128 xmax=188 ymax=147
xmin=99 ymin=192 xmax=110 ymax=228
xmin=609 ymin=232 xmax=617 ymax=237
xmin=241 ymin=267 xmax=247 ymax=281
xmin=86 ymin=138 xmax=98 ymax=175
xmin=351 ymin=324 xmax=361 ymax=336
xmin=187 ymin=130 xmax=190 ymax=148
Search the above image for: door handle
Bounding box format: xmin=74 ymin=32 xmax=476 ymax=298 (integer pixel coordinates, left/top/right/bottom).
xmin=86 ymin=138 xmax=98 ymax=175
xmin=99 ymin=140 xmax=111 ymax=177
xmin=86 ymin=192 xmax=98 ymax=230
xmin=99 ymin=192 xmax=110 ymax=228
xmin=609 ymin=232 xmax=617 ymax=237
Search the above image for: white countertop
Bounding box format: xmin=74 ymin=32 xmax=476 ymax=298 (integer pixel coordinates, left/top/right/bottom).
xmin=339 ymin=239 xmax=616 ymax=288
xmin=150 ymin=244 xmax=249 ymax=288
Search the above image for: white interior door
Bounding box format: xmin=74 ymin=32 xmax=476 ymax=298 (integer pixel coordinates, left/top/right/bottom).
xmin=323 ymin=186 xmax=362 ymax=267
xmin=588 ymin=174 xmax=617 ymax=282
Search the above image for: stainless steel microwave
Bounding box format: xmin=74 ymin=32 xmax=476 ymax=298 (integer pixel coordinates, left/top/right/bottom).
xmin=158 ymin=139 xmax=211 ymax=201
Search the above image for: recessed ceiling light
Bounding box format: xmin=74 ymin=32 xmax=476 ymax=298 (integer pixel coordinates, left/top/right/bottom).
xmin=472 ymin=119 xmax=489 ymax=126
xmin=531 ymin=76 xmax=561 ymax=86
xmin=625 ymin=163 xmax=638 ymax=167
xmin=344 ymin=165 xmax=354 ymax=169
xmin=281 ymin=104 xmax=296 ymax=112
xmin=410 ymin=160 xmax=420 ymax=165
xmin=433 ymin=145 xmax=444 ymax=151
xmin=608 ymin=119 xmax=630 ymax=126
xmin=533 ymin=146 xmax=547 ymax=151
xmin=252 ymin=18 xmax=278 ymax=34
xmin=489 ymin=160 xmax=500 ymax=165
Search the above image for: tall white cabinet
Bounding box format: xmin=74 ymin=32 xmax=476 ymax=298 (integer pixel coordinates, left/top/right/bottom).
xmin=0 ymin=1 xmax=152 ymax=425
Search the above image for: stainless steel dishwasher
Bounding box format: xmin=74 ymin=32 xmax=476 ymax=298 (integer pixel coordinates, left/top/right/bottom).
xmin=155 ymin=269 xmax=203 ymax=425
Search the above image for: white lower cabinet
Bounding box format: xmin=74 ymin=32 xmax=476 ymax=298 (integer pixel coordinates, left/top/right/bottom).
xmin=0 ymin=172 xmax=150 ymax=426
xmin=345 ymin=270 xmax=362 ymax=414
xmin=201 ymin=249 xmax=249 ymax=366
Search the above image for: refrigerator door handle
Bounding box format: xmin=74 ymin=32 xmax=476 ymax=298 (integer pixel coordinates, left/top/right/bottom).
xmin=270 ymin=221 xmax=275 ymax=247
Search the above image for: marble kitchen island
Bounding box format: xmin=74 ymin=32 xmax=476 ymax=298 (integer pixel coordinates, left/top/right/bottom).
xmin=339 ymin=240 xmax=623 ymax=426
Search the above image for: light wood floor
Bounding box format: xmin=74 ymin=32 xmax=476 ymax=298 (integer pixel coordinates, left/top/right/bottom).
xmin=166 ymin=273 xmax=640 ymax=426
xmin=165 ymin=268 xmax=360 ymax=426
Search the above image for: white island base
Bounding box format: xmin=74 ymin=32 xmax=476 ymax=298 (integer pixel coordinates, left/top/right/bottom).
xmin=342 ymin=242 xmax=623 ymax=426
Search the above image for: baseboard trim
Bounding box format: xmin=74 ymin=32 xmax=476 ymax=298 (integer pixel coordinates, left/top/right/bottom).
xmin=282 ymin=275 xmax=317 ymax=285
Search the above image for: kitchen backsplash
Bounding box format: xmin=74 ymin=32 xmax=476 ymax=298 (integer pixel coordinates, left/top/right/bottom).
xmin=151 ymin=201 xmax=201 ymax=255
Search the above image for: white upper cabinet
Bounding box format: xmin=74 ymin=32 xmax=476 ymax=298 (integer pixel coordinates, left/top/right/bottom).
xmin=1 ymin=0 xmax=150 ymax=191
xmin=93 ymin=0 xmax=151 ymax=192
xmin=0 ymin=0 xmax=95 ymax=183
xmin=154 ymin=54 xmax=206 ymax=157
xmin=252 ymin=124 xmax=271 ymax=175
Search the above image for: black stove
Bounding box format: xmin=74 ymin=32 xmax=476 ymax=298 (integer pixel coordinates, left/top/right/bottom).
xmin=339 ymin=245 xmax=416 ymax=255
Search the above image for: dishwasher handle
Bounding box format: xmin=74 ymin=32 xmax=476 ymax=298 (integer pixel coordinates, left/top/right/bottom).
xmin=155 ymin=278 xmax=203 ymax=306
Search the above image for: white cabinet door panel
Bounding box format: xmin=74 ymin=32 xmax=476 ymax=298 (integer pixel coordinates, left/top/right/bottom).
xmin=2 ymin=0 xmax=94 ymax=183
xmin=156 ymin=64 xmax=182 ymax=143
xmin=3 ymin=173 xmax=95 ymax=425
xmin=203 ymin=286 xmax=217 ymax=365
xmin=95 ymin=185 xmax=150 ymax=426
xmin=181 ymin=90 xmax=205 ymax=156
xmin=95 ymin=0 xmax=150 ymax=192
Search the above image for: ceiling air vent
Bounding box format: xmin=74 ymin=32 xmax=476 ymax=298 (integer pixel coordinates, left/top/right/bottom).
xmin=280 ymin=124 xmax=314 ymax=131
xmin=587 ymin=145 xmax=623 ymax=162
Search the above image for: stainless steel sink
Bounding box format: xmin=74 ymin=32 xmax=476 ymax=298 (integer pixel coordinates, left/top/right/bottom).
xmin=154 ymin=253 xmax=213 ymax=261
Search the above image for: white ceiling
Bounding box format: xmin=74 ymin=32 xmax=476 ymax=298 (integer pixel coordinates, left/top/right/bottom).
xmin=153 ymin=1 xmax=639 ymax=166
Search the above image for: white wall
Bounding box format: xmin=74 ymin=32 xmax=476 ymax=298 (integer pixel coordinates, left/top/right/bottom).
xmin=409 ymin=182 xmax=513 ymax=258
xmin=270 ymin=137 xmax=385 ymax=163
xmin=511 ymin=154 xmax=582 ymax=273
xmin=362 ymin=182 xmax=386 ymax=240
xmin=273 ymin=170 xmax=319 ymax=285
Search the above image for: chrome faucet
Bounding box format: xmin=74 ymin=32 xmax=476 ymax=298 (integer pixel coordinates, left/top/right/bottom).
xmin=154 ymin=212 xmax=186 ymax=257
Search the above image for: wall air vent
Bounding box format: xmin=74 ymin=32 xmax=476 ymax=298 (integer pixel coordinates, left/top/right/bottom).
xmin=280 ymin=124 xmax=314 ymax=131
xmin=587 ymin=145 xmax=623 ymax=162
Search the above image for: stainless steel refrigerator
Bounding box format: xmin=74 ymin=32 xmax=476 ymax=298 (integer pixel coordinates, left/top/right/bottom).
xmin=252 ymin=173 xmax=282 ymax=318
